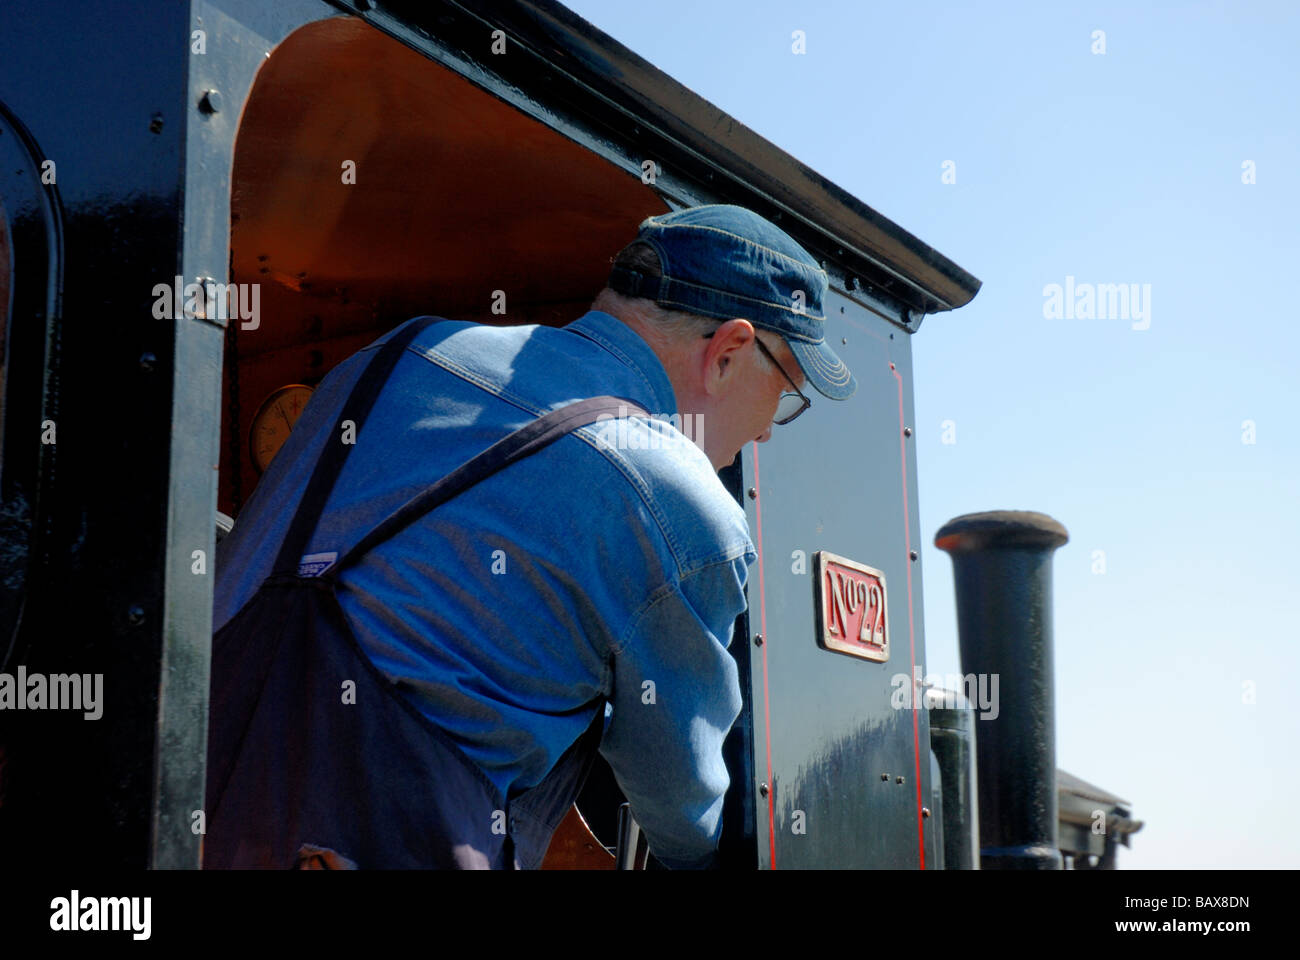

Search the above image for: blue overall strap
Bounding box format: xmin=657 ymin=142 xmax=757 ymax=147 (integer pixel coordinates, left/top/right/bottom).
xmin=271 ymin=316 xmax=441 ymax=577
xmin=328 ymin=395 xmax=650 ymax=578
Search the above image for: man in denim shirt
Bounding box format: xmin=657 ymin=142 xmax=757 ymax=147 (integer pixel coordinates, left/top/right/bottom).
xmin=214 ymin=205 xmax=856 ymax=868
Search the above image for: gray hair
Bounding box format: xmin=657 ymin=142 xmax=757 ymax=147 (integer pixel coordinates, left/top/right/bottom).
xmin=595 ymin=242 xmax=774 ymax=371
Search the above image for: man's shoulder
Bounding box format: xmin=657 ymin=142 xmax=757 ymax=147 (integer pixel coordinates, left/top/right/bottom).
xmin=389 ymin=316 xmax=753 ymax=573
xmin=578 ymin=418 xmax=754 ymax=575
xmin=403 ymin=318 xmax=623 ymax=403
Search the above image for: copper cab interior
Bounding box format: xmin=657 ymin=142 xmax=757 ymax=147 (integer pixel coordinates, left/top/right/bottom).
xmin=224 ymin=16 xmax=666 ymax=868
xmin=222 ymin=15 xmax=668 ymax=516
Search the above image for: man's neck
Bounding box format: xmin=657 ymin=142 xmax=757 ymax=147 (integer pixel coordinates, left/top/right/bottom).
xmin=602 ymin=310 xmax=698 ymax=414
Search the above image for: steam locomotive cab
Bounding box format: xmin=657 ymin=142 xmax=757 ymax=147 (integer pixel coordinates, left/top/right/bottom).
xmin=0 ymin=0 xmax=1138 ymax=870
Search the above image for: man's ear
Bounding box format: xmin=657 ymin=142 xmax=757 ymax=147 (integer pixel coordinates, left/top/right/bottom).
xmin=701 ymin=318 xmax=755 ymax=395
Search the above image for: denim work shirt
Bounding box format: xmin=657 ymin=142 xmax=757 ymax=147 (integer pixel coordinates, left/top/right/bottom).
xmin=214 ymin=310 xmax=756 ymax=869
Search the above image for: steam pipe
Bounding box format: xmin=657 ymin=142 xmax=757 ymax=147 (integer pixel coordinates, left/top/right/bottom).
xmin=926 ymin=684 xmax=979 ymax=870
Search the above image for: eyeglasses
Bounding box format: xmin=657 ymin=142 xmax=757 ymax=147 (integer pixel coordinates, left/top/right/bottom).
xmin=703 ymin=329 xmax=812 ymax=426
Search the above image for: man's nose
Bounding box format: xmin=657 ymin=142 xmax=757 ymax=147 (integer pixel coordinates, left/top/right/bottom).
xmin=755 ymin=424 xmax=773 ymax=444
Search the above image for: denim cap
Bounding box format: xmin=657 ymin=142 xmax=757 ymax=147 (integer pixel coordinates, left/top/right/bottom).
xmin=607 ymin=204 xmax=857 ymax=400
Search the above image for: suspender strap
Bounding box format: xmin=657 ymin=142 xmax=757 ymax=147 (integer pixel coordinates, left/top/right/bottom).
xmin=272 ymin=317 xmax=439 ymax=576
xmin=328 ymin=395 xmax=648 ymax=578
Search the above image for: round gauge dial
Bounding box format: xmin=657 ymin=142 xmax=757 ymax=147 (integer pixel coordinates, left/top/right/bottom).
xmin=249 ymin=384 xmax=314 ymax=473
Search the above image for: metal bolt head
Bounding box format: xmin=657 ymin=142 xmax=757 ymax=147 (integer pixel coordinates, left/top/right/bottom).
xmin=199 ymin=89 xmax=222 ymax=114
xmin=895 ymin=775 xmax=905 ymax=784
xmin=903 ymin=426 xmax=913 ymax=438
xmin=149 ymin=113 xmax=164 ymax=134
xmin=753 ymin=634 xmax=764 ymax=647
xmin=759 ymin=782 xmax=769 ymax=797
xmin=909 ymin=550 xmax=918 ymax=561
xmin=747 ymin=487 xmax=757 ymax=500
xmin=192 ymin=276 xmax=219 ymax=320
xmin=922 ymin=807 xmax=931 ymax=818
xmin=880 ymin=773 xmax=890 ymax=781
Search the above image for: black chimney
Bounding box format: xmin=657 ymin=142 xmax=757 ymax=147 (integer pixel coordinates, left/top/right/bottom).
xmin=934 ymin=510 xmax=1068 ymax=870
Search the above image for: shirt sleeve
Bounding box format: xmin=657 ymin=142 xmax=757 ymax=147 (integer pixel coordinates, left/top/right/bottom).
xmin=598 ymin=552 xmax=751 ymax=869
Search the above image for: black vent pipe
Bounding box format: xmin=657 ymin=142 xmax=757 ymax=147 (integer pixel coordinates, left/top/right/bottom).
xmin=934 ymin=510 xmax=1068 ymax=870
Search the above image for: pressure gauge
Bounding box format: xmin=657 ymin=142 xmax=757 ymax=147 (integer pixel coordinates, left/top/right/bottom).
xmin=249 ymin=384 xmax=314 ymax=473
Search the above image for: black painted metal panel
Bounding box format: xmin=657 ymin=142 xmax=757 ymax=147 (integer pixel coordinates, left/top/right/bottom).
xmin=741 ymin=287 xmax=933 ymax=869
xmin=0 ymin=0 xmax=193 ymax=868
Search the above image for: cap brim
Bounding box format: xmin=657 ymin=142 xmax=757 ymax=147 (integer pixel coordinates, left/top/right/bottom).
xmin=787 ymin=337 xmax=857 ymax=400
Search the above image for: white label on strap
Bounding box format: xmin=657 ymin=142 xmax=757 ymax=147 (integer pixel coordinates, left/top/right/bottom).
xmin=298 ymin=552 xmax=338 ymax=577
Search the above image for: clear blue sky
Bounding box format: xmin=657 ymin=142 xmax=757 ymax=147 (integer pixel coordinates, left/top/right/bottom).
xmin=564 ymin=0 xmax=1300 ymax=869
